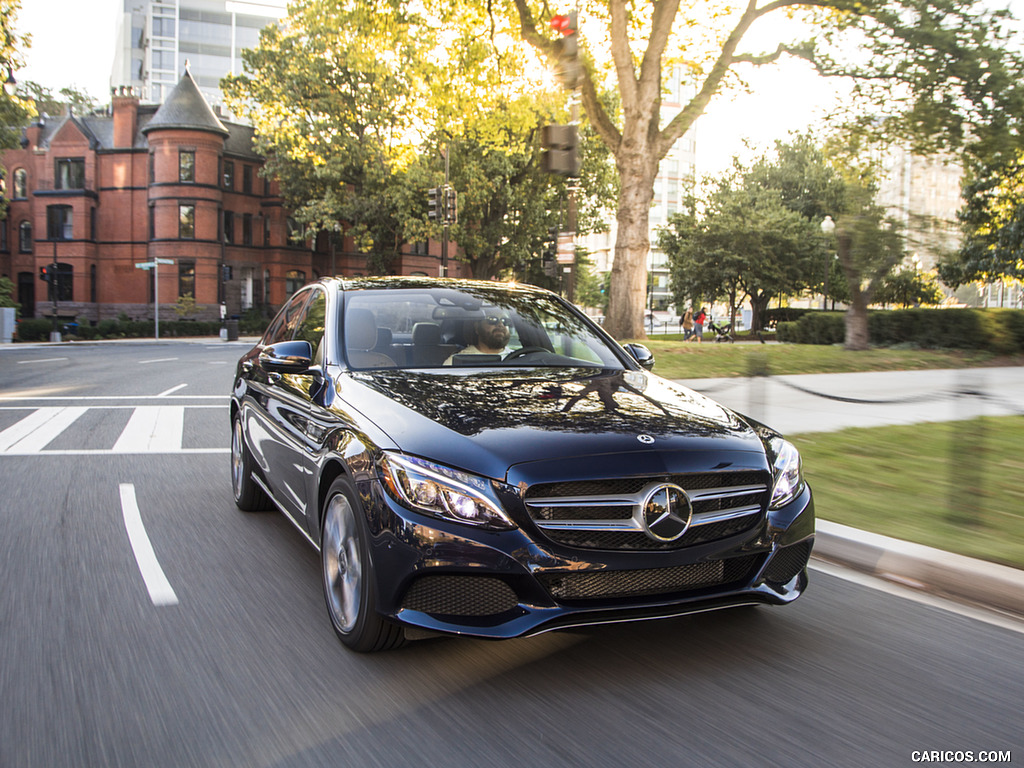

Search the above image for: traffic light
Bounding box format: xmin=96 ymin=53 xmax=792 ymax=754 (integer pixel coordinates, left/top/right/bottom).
xmin=550 ymin=11 xmax=580 ymax=89
xmin=541 ymin=124 xmax=579 ymax=177
xmin=444 ymin=186 xmax=457 ymax=225
xmin=39 ymin=266 xmax=50 ymax=283
xmin=427 ymin=187 xmax=441 ymax=221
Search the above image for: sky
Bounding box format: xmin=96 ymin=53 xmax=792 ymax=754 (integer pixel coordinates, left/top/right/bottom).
xmin=11 ymin=0 xmax=844 ymax=179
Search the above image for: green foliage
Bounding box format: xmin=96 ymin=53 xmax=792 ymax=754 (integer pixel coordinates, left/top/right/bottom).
xmin=875 ymin=267 xmax=946 ymax=308
xmin=0 ymin=0 xmax=34 ymax=152
xmin=0 ymin=275 xmax=19 ymax=313
xmin=939 ymin=154 xmax=1024 ymax=288
xmin=173 ymin=292 xmax=201 ymax=318
xmin=19 ymin=81 xmax=98 ymax=117
xmin=14 ymin=318 xmax=51 ymax=341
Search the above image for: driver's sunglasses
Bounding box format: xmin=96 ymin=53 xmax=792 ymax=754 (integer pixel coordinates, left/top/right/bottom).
xmin=483 ymin=317 xmax=510 ymax=327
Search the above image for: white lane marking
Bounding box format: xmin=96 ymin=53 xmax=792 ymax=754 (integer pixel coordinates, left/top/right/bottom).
xmin=16 ymin=358 xmax=68 ymax=365
xmin=119 ymin=483 xmax=178 ymax=607
xmin=157 ymin=384 xmax=188 ymax=397
xmin=0 ymin=407 xmax=87 ymax=453
xmin=113 ymin=406 xmax=184 ymax=453
xmin=139 ymin=357 xmax=179 ymax=364
xmin=810 ymin=560 xmax=1024 ymax=636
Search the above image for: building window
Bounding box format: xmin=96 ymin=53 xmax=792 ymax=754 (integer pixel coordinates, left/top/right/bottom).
xmin=149 ymin=152 xmax=155 ymax=184
xmin=243 ymin=213 xmax=253 ymax=246
xmin=48 ymin=262 xmax=73 ymax=302
xmin=179 ymin=150 xmax=195 ymax=183
xmin=90 ymin=264 xmax=97 ymax=304
xmin=223 ymin=160 xmax=234 ymax=190
xmin=243 ymin=165 xmax=253 ymax=194
xmin=47 ymin=205 xmax=74 ymax=240
xmin=264 ymin=269 xmax=271 ymax=305
xmin=179 ymin=204 xmax=196 ymax=239
xmin=285 ymin=270 xmax=306 ymax=296
xmin=0 ymin=219 xmax=7 ymax=251
xmin=18 ymin=221 xmax=32 ymax=252
xmin=263 ymin=214 xmax=270 ymax=246
xmin=178 ymin=261 xmax=195 ymax=299
xmin=223 ymin=210 xmax=234 ymax=244
xmin=55 ymin=158 xmax=86 ymax=190
xmin=149 ymin=205 xmax=155 ymax=240
xmin=13 ymin=168 xmax=27 ymax=199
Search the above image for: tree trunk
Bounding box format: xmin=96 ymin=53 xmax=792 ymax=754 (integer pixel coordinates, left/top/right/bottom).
xmin=750 ymin=291 xmax=770 ymax=331
xmin=604 ymin=147 xmax=658 ymax=340
xmin=844 ymin=291 xmax=871 ymax=350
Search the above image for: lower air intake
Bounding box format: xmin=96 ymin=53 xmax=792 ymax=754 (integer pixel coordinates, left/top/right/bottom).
xmin=401 ymin=575 xmax=519 ymax=617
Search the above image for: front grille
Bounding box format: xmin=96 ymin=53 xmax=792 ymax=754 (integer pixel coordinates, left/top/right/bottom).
xmin=525 ymin=472 xmax=769 ymax=551
xmin=538 ymin=555 xmax=759 ymax=601
xmin=400 ymin=575 xmax=519 ymax=617
xmin=762 ymin=541 xmax=812 ymax=585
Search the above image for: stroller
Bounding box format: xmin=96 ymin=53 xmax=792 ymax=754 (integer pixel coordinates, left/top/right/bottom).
xmin=706 ymin=317 xmax=734 ymax=343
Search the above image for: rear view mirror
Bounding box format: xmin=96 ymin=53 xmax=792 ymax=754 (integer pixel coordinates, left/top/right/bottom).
xmin=259 ymin=340 xmax=314 ymax=374
xmin=623 ymin=343 xmax=655 ymax=371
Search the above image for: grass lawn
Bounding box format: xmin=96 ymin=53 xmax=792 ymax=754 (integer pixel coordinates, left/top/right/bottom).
xmin=638 ymin=338 xmax=1024 ymax=380
xmin=793 ymin=416 xmax=1024 ymax=570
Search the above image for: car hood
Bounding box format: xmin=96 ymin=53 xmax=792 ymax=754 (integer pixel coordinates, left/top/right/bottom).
xmin=339 ymin=368 xmax=769 ymax=482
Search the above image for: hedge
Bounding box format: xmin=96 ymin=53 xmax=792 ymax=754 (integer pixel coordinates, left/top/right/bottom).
xmin=776 ymin=308 xmax=1024 ymax=354
xmin=15 ymin=316 xmax=270 ymax=342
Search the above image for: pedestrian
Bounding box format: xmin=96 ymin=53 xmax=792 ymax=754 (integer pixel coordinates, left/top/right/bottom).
xmin=693 ymin=306 xmax=706 ymax=343
xmin=682 ymin=308 xmax=694 ymax=340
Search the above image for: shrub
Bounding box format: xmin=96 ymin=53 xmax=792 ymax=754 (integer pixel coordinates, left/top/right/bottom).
xmin=15 ymin=318 xmax=53 ymax=342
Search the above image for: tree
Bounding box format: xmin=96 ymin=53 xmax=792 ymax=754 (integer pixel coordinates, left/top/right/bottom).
xmin=661 ymin=182 xmax=823 ymax=331
xmin=19 ymin=81 xmax=97 ymax=117
xmin=875 ymin=266 xmax=945 ymax=308
xmin=502 ymin=0 xmax=1024 ymax=340
xmin=0 ymin=275 xmax=19 ymax=315
xmin=938 ymin=154 xmax=1024 ymax=289
xmin=223 ymin=0 xmax=433 ymax=271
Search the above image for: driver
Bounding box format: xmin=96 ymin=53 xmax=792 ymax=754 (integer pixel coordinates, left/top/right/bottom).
xmin=444 ymin=314 xmax=512 ymax=364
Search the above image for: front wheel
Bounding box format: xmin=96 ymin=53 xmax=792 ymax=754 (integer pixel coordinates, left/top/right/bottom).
xmin=320 ymin=477 xmax=405 ymax=652
xmin=231 ymin=414 xmax=271 ymax=511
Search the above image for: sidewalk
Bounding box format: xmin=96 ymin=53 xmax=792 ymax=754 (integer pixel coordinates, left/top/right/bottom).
xmin=678 ymin=367 xmax=1024 ymax=618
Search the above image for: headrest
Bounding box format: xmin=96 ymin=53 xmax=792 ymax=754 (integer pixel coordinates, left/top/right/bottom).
xmin=346 ymin=308 xmax=378 ymax=351
xmin=375 ymin=327 xmax=392 ymax=348
xmin=412 ymin=322 xmax=441 ymax=345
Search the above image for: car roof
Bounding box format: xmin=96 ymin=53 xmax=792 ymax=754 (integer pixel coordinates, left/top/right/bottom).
xmin=327 ymin=276 xmax=553 ymax=298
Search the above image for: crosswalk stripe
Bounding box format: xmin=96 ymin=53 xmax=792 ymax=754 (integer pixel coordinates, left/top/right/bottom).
xmin=112 ymin=406 xmax=185 ymax=453
xmin=0 ymin=407 xmax=88 ymax=453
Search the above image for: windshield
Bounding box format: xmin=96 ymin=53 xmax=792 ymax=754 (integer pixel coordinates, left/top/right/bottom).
xmin=341 ymin=285 xmax=625 ymax=371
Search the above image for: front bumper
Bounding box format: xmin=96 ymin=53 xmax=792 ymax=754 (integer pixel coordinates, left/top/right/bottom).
xmin=361 ymin=479 xmax=814 ymax=640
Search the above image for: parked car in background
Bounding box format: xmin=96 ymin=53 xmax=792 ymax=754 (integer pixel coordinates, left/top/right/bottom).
xmin=230 ymin=277 xmax=814 ymax=652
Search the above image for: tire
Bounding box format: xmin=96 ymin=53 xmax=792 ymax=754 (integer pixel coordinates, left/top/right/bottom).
xmin=320 ymin=476 xmax=406 ymax=652
xmin=231 ymin=414 xmax=272 ymax=512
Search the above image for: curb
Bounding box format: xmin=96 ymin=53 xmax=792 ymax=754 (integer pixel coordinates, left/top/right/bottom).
xmin=813 ymin=519 xmax=1024 ymax=617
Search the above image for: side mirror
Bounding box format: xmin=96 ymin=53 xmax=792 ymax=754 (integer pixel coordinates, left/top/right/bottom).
xmin=259 ymin=340 xmax=314 ymax=374
xmin=623 ymin=343 xmax=655 ymax=371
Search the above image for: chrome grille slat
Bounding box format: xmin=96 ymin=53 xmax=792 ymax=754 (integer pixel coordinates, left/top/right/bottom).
xmin=524 ymin=473 xmax=769 ymax=551
xmin=690 ymin=506 xmax=762 ymax=526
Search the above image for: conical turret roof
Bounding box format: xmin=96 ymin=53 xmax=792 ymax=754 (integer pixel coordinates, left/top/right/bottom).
xmin=141 ymin=67 xmax=229 ymax=137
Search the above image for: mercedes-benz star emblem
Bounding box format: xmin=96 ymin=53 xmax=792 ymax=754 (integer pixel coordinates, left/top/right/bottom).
xmin=641 ymin=484 xmax=692 ymax=542
xmin=637 ymin=434 xmax=655 ymax=444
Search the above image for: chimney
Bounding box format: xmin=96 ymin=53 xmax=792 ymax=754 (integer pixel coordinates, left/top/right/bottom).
xmin=111 ymin=86 xmax=140 ymax=148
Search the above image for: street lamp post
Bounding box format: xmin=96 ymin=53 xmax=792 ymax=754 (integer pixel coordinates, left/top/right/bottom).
xmin=820 ymin=215 xmax=836 ymax=310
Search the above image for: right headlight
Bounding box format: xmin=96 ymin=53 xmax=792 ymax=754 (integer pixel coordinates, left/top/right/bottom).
xmin=769 ymin=438 xmax=804 ymax=510
xmin=379 ymin=452 xmax=515 ymax=530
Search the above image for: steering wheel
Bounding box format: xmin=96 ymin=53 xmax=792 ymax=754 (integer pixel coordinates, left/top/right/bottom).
xmin=503 ymin=346 xmax=549 ymax=361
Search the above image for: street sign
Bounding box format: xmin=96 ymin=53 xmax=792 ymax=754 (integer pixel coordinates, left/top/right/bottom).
xmin=133 ymin=259 xmax=173 ymax=339
xmin=135 ymin=258 xmax=174 ymax=269
xmin=556 ymin=233 xmax=575 ymax=264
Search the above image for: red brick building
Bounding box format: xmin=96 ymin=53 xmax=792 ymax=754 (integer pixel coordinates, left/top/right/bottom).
xmin=1 ymin=70 xmax=460 ymax=324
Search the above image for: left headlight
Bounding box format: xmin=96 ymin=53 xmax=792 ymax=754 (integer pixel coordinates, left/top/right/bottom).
xmin=379 ymin=453 xmax=515 ymax=530
xmin=769 ymin=438 xmax=804 ymax=510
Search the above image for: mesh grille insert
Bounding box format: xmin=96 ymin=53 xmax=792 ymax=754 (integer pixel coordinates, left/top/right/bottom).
xmin=538 ymin=555 xmax=759 ymax=601
xmin=401 ymin=575 xmax=519 ymax=617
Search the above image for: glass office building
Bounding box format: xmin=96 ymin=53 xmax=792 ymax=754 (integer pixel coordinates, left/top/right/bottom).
xmin=112 ymin=0 xmax=287 ymax=106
